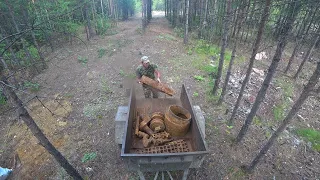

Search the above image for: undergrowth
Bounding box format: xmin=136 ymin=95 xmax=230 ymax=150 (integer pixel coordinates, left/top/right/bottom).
xmin=296 ymin=128 xmax=320 ymax=152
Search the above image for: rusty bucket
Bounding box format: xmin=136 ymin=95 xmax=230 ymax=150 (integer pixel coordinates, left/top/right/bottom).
xmin=164 ymin=105 xmax=191 ymax=137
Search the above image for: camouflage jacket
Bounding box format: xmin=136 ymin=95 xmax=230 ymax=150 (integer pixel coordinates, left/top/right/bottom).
xmin=136 ymin=64 xmax=158 ymax=79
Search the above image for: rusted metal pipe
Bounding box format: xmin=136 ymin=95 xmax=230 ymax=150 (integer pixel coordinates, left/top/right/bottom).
xmin=139 ymin=115 xmax=154 ymax=135
xmin=140 ymin=75 xmax=175 ymax=96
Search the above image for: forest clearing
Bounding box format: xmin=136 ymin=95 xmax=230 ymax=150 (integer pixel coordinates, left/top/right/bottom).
xmin=0 ymin=0 xmax=319 ymax=179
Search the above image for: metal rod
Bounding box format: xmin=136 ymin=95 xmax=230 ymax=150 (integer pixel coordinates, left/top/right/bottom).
xmin=166 ymin=171 xmax=174 ymax=180
xmin=182 ymin=169 xmax=189 ymax=180
xmin=138 ymin=170 xmax=145 ymax=180
xmin=154 ymin=172 xmax=159 ymax=180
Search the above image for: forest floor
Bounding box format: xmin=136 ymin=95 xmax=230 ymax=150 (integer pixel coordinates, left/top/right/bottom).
xmin=0 ymin=13 xmax=320 ymax=180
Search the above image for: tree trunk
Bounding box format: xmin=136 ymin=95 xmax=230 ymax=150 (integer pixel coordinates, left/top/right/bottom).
xmin=236 ymin=1 xmax=301 ymax=143
xmin=228 ymin=0 xmax=271 ymax=125
xmin=84 ymin=2 xmax=93 ymax=40
xmin=212 ymin=0 xmax=231 ymax=95
xmin=0 ymin=76 xmax=83 ymax=180
xmin=293 ymin=35 xmax=320 ymax=79
xmin=240 ymin=0 xmax=250 ymax=43
xmin=184 ymin=0 xmax=190 ymax=44
xmin=245 ymin=61 xmax=320 ymax=172
xmin=142 ymin=0 xmax=147 ymax=32
xmin=218 ymin=1 xmax=246 ymax=104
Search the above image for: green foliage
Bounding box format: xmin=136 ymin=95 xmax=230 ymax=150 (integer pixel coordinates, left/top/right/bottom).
xmin=95 ymin=15 xmax=112 ymax=35
xmin=78 ymin=56 xmax=88 ymax=65
xmin=173 ymin=27 xmax=184 ymax=38
xmin=193 ymin=92 xmax=199 ymax=97
xmin=275 ymin=77 xmax=294 ymax=98
xmin=0 ymin=89 xmax=6 ymax=105
xmin=296 ymin=128 xmax=320 ymax=152
xmin=81 ymin=152 xmax=97 ymax=163
xmin=98 ymin=48 xmax=107 ymax=58
xmin=194 ymin=75 xmax=205 ymax=81
xmin=24 ymin=81 xmax=40 ymax=92
xmin=195 ymin=40 xmax=220 ymax=56
xmin=253 ymin=116 xmax=262 ymax=126
xmin=158 ymin=34 xmax=176 ymax=41
xmin=272 ymin=104 xmax=286 ymax=121
xmin=152 ymin=0 xmax=164 ymax=10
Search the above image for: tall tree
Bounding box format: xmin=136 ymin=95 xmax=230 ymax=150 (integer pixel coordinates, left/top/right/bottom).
xmin=244 ymin=61 xmax=320 ymax=172
xmin=293 ymin=33 xmax=320 ymax=79
xmin=184 ymin=0 xmax=190 ymax=44
xmin=212 ymin=0 xmax=232 ymax=95
xmin=228 ymin=0 xmax=271 ymax=125
xmin=218 ymin=0 xmax=247 ymax=105
xmin=236 ymin=0 xmax=302 ymax=143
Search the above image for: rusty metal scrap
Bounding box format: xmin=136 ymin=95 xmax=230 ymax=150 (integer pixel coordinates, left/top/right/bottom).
xmin=139 ymin=114 xmax=154 ymax=135
xmin=135 ymin=140 xmax=190 ymax=154
xmin=140 ymin=75 xmax=175 ymax=96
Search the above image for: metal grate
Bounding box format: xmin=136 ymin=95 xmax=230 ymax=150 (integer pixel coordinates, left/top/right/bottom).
xmin=135 ymin=140 xmax=189 ymax=154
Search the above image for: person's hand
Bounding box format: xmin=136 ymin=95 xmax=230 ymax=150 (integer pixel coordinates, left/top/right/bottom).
xmin=156 ymin=78 xmax=161 ymax=83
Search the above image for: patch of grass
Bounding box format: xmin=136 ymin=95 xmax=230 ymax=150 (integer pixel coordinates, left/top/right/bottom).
xmin=173 ymin=27 xmax=184 ymax=38
xmin=97 ymin=48 xmax=107 ymax=58
xmin=83 ymin=104 xmax=103 ymax=119
xmin=119 ymin=69 xmax=125 ymax=77
xmin=135 ymin=27 xmax=143 ymax=35
xmin=0 ymin=89 xmax=6 ymax=105
xmin=194 ymin=75 xmax=205 ymax=81
xmin=100 ymin=79 xmax=112 ymax=94
xmin=119 ymin=69 xmax=135 ymax=79
xmin=24 ymin=81 xmax=40 ymax=92
xmin=193 ymin=92 xmax=199 ymax=97
xmin=275 ymin=77 xmax=294 ymax=98
xmin=272 ymin=103 xmax=286 ymax=121
xmin=63 ymin=93 xmax=74 ymax=98
xmin=253 ymin=116 xmax=262 ymax=126
xmin=296 ymin=128 xmax=320 ymax=152
xmin=158 ymin=33 xmax=176 ymax=41
xmin=78 ymin=56 xmax=88 ymax=65
xmin=81 ymin=152 xmax=97 ymax=163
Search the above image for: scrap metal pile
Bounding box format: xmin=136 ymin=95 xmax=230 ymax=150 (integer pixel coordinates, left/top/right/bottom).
xmin=134 ymin=105 xmax=192 ymax=154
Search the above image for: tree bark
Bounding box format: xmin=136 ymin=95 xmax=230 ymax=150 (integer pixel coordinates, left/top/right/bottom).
xmin=293 ymin=35 xmax=320 ymax=79
xmin=245 ymin=61 xmax=320 ymax=172
xmin=212 ymin=0 xmax=232 ymax=95
xmin=184 ymin=0 xmax=190 ymax=44
xmin=218 ymin=0 xmax=246 ymax=104
xmin=236 ymin=0 xmax=301 ymax=143
xmin=228 ymin=0 xmax=271 ymax=125
xmin=0 ymin=76 xmax=83 ymax=180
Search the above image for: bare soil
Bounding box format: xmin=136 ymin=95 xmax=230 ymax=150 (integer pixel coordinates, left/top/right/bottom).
xmin=0 ymin=14 xmax=319 ymax=180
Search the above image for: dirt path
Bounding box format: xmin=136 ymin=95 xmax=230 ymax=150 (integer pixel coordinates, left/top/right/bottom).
xmin=1 ymin=15 xmax=320 ymax=180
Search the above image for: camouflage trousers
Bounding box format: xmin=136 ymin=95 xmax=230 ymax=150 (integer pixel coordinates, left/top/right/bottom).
xmin=142 ymin=84 xmax=159 ymax=98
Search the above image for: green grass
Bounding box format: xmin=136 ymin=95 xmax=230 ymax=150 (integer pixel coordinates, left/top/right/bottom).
xmin=296 ymin=128 xmax=320 ymax=152
xmin=158 ymin=33 xmax=176 ymax=41
xmin=193 ymin=92 xmax=199 ymax=97
xmin=0 ymin=89 xmax=6 ymax=105
xmin=272 ymin=103 xmax=286 ymax=121
xmin=81 ymin=152 xmax=97 ymax=163
xmin=275 ymin=77 xmax=294 ymax=98
xmin=97 ymin=48 xmax=107 ymax=58
xmin=253 ymin=116 xmax=262 ymax=126
xmin=24 ymin=81 xmax=40 ymax=92
xmin=78 ymin=56 xmax=88 ymax=65
xmin=272 ymin=77 xmax=294 ymax=121
xmin=100 ymin=79 xmax=112 ymax=94
xmin=194 ymin=75 xmax=205 ymax=81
